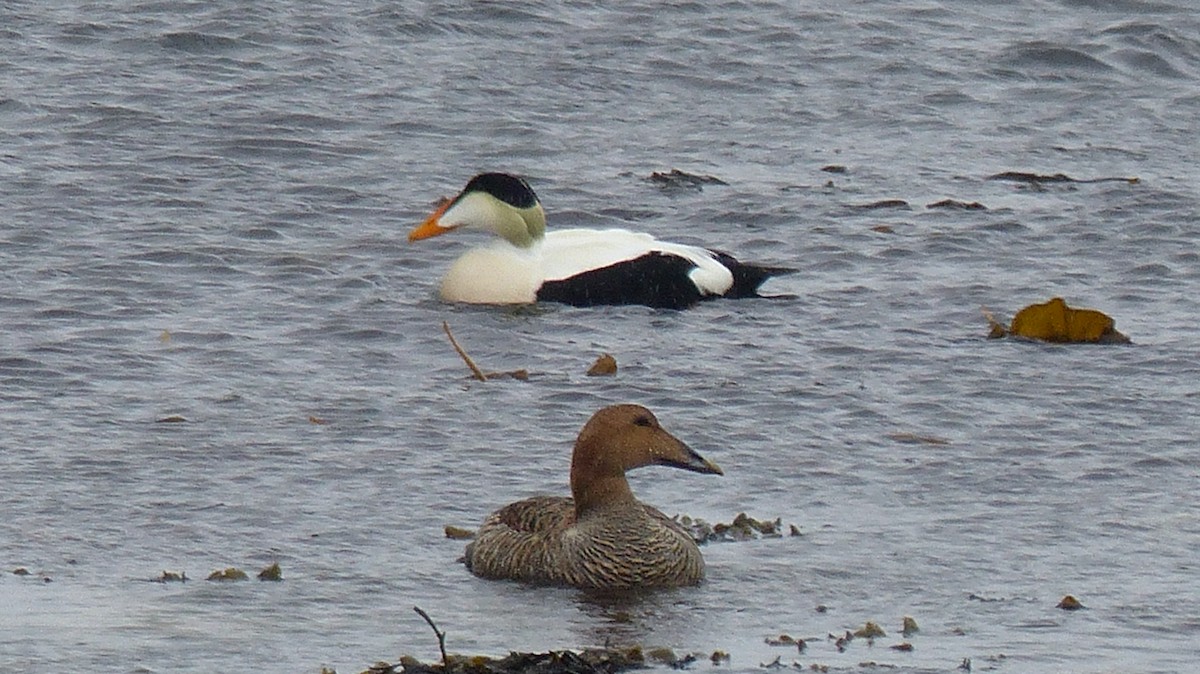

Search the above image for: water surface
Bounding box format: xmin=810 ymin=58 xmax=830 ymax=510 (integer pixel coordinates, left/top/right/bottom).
xmin=2 ymin=1 xmax=1199 ymax=673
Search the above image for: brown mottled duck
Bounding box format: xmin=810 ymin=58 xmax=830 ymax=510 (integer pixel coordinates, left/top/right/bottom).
xmin=463 ymin=404 xmax=723 ymax=589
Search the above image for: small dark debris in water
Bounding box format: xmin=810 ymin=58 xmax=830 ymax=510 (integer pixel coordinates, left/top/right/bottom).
xmin=853 ymin=199 xmax=909 ymax=210
xmin=645 ymin=647 xmax=676 ymax=665
xmin=989 ymin=171 xmax=1073 ymax=184
xmin=927 ymin=199 xmax=986 ymax=210
xmin=669 ymin=653 xmax=696 ymax=670
xmin=853 ymin=622 xmax=886 ymax=639
xmin=987 ymin=171 xmax=1138 ymax=185
xmin=967 ymin=593 xmax=1003 ymax=602
xmin=207 ymin=567 xmax=249 ymax=581
xmin=393 ymin=647 xmax=649 ymax=674
xmin=959 ymin=657 xmax=972 ymax=671
xmin=156 ymin=570 xmax=187 ymax=583
xmin=890 ymin=642 xmax=914 ymax=652
xmin=1057 ymin=595 xmax=1084 ymax=610
xmin=815 ymin=604 xmax=828 ymax=613
xmin=11 ymin=567 xmax=51 ymax=583
xmin=309 ymin=415 xmax=330 ymax=425
xmin=832 ymin=631 xmax=852 ymax=652
xmin=444 ymin=525 xmax=475 ymax=540
xmin=888 ymin=432 xmax=950 ymax=446
xmin=258 ymin=562 xmax=282 ymax=581
xmin=586 ymin=353 xmax=618 ymax=377
xmin=901 ymin=616 xmax=919 ymax=637
xmin=487 ymin=370 xmax=530 ymax=381
xmin=821 ymin=165 xmax=847 ymax=174
xmin=870 ymin=225 xmax=895 ymax=234
xmin=758 ymin=655 xmax=783 ymax=669
xmin=765 ymin=635 xmax=808 ymax=654
xmin=789 ymin=524 xmax=802 ymax=536
xmin=156 ymin=415 xmax=188 ymax=423
xmin=710 ymin=651 xmax=730 ymax=665
xmin=648 ymin=169 xmax=729 ymax=190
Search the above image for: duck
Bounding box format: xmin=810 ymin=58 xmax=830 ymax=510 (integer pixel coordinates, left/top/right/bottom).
xmin=409 ymin=172 xmax=793 ymax=309
xmin=463 ymin=404 xmax=723 ymax=589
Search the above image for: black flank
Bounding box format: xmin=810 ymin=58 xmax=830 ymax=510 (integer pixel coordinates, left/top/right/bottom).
xmin=537 ymin=252 xmax=705 ymax=310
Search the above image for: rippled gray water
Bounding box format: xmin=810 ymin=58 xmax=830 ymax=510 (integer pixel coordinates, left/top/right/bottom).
xmin=3 ymin=1 xmax=1199 ymax=672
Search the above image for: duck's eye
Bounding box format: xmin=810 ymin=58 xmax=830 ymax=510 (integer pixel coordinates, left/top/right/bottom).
xmin=633 ymin=415 xmax=653 ymax=428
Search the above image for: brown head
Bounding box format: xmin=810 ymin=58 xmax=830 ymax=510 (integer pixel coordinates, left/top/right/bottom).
xmin=568 ymin=404 xmax=722 ymax=516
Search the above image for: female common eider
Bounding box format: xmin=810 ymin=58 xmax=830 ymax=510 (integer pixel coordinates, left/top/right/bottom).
xmin=409 ymin=173 xmax=792 ymax=309
xmin=463 ymin=404 xmax=723 ymax=589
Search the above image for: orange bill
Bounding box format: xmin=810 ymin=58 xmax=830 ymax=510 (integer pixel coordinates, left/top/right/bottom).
xmin=408 ymin=197 xmax=456 ymax=242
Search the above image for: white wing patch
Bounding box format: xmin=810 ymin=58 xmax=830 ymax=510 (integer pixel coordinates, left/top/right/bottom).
xmin=541 ymin=228 xmax=734 ymax=296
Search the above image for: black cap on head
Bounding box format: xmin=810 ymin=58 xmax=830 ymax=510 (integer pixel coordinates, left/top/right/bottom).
xmin=463 ymin=173 xmax=539 ymax=209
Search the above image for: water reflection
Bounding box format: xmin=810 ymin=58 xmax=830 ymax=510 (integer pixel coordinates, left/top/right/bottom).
xmin=570 ymin=588 xmax=702 ymax=649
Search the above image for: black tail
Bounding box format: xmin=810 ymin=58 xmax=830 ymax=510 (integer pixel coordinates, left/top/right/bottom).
xmin=712 ymin=251 xmax=795 ymax=298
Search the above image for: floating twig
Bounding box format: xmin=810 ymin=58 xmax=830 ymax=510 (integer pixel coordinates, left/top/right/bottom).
xmin=413 ymin=605 xmax=449 ymax=667
xmin=442 ymin=321 xmax=487 ymax=382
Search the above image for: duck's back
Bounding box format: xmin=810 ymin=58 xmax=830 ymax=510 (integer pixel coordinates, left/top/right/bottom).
xmin=464 ymin=496 xmax=575 ymax=585
xmin=464 ymin=495 xmax=705 ymax=589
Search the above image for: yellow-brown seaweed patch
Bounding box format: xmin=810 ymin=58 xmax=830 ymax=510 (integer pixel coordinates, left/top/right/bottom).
xmin=853 ymin=621 xmax=887 ymax=639
xmin=586 ymin=353 xmax=618 ymax=377
xmin=258 ymin=562 xmax=282 ymax=581
xmin=207 ymin=567 xmax=249 ymax=581
xmin=985 ymin=297 xmax=1130 ymax=344
xmin=1057 ymin=595 xmax=1084 ymax=610
xmin=444 ymin=525 xmax=476 ymax=540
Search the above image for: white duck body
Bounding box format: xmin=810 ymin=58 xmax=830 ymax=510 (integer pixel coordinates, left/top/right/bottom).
xmin=411 ymin=173 xmax=791 ymax=310
xmin=438 ymin=228 xmax=736 ymax=306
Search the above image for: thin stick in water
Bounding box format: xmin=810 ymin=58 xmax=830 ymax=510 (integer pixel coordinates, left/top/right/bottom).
xmin=413 ymin=605 xmax=449 ymax=667
xmin=442 ymin=321 xmax=487 ymax=382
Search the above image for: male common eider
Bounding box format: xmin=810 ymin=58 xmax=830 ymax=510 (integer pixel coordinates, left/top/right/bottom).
xmin=463 ymin=404 xmax=723 ymax=589
xmin=409 ymin=173 xmax=792 ymax=309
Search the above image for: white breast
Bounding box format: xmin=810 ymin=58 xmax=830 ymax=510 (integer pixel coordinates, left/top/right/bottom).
xmin=438 ymin=242 xmax=542 ymax=304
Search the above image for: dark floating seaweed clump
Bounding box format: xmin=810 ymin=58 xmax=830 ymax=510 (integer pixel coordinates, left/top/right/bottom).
xmin=386 ymin=647 xmax=649 ymax=674
xmin=647 ymin=169 xmax=729 ymax=190
xmin=987 ymin=171 xmax=1138 ymax=185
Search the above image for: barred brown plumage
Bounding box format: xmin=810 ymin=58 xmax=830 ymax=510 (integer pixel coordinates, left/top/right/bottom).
xmin=463 ymin=405 xmax=723 ymax=589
